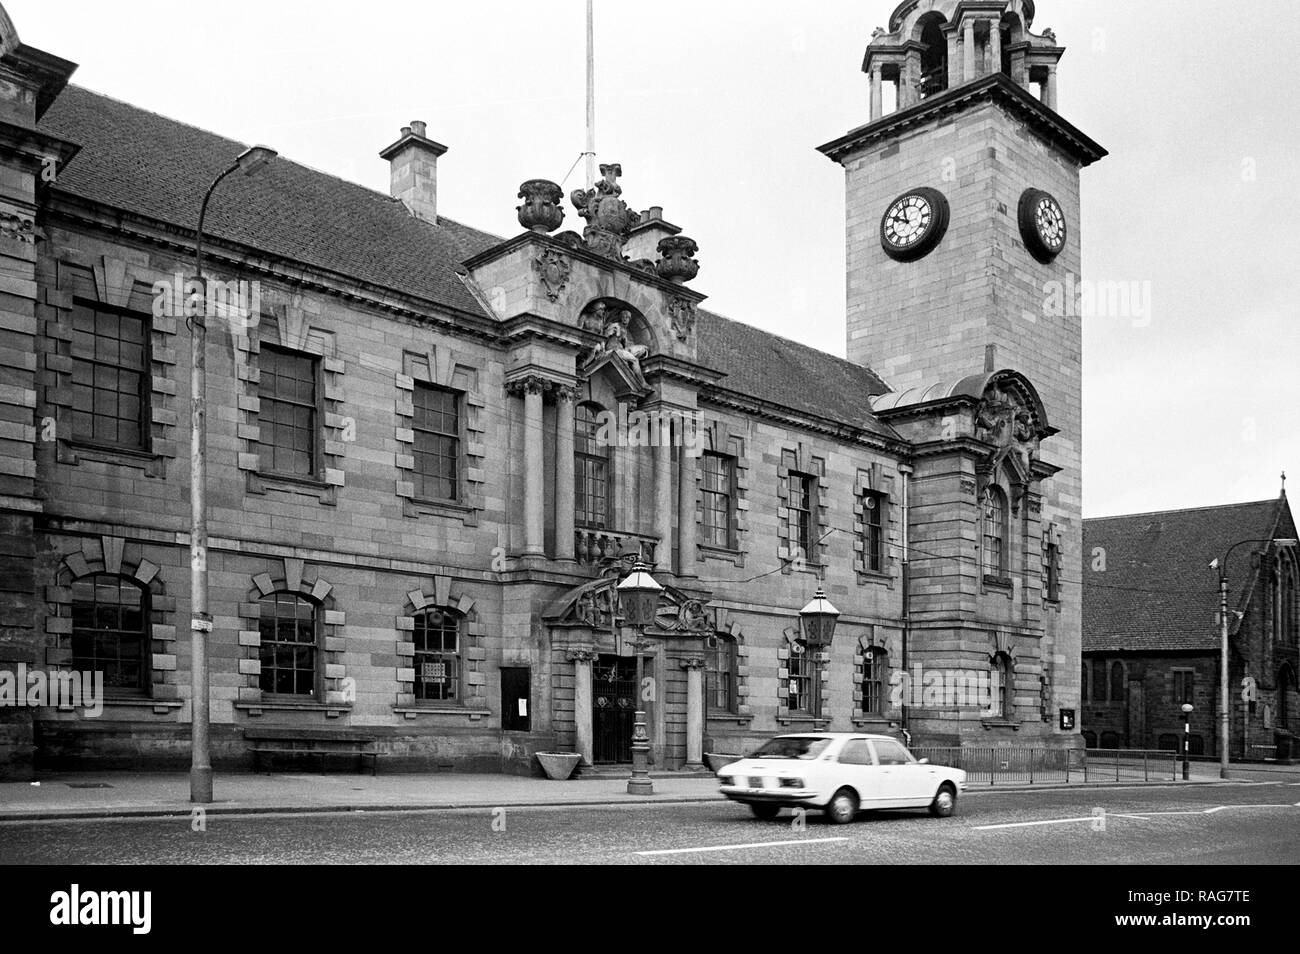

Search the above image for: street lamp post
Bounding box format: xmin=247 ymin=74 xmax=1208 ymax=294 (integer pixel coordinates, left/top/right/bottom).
xmin=189 ymin=146 xmax=276 ymax=804
xmin=799 ymin=584 xmax=840 ymax=718
xmin=1213 ymin=537 xmax=1297 ymax=781
xmin=1180 ymin=702 xmax=1193 ymax=781
xmin=616 ymin=561 xmax=663 ymax=796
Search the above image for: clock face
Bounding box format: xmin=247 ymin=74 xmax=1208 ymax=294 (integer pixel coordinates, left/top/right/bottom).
xmin=880 ymin=187 xmax=949 ymax=261
xmin=1018 ymin=188 xmax=1067 ymax=262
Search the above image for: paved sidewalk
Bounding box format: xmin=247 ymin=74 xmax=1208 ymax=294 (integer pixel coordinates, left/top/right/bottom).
xmin=0 ymin=761 xmax=1271 ymax=822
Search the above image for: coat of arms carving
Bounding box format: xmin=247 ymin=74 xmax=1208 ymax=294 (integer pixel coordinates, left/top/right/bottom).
xmin=532 ymin=247 xmax=571 ymax=302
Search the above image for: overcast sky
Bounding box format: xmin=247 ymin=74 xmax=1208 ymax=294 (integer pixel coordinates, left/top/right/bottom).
xmin=11 ymin=0 xmax=1299 ymax=518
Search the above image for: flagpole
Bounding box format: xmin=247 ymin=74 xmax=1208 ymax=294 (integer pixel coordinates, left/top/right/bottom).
xmin=585 ymin=0 xmax=596 ymax=188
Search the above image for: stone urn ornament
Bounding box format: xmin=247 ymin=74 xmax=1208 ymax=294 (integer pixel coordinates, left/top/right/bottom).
xmin=517 ymin=179 xmax=565 ymax=233
xmin=535 ymin=751 xmax=583 ymax=780
xmin=656 ymin=235 xmax=699 ymax=283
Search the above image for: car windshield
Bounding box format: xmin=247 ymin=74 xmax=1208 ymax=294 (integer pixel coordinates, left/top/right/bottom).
xmin=749 ymin=737 xmax=832 ymax=760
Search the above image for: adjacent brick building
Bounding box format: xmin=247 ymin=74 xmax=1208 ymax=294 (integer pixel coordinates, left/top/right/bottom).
xmin=0 ymin=0 xmax=1107 ymax=777
xmin=1082 ymin=493 xmax=1299 ymax=757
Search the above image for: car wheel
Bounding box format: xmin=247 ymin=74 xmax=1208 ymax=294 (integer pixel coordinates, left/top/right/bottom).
xmin=749 ymin=803 xmax=781 ymax=821
xmin=824 ymin=788 xmax=858 ymax=825
xmin=929 ymin=783 xmax=957 ymax=818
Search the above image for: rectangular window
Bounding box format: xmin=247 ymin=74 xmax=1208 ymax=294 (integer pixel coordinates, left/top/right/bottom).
xmin=1173 ymin=669 xmax=1194 ymax=705
xmin=258 ymin=346 xmax=318 ymax=477
xmin=787 ymin=641 xmax=813 ymax=715
xmin=862 ymin=491 xmax=887 ymax=573
xmin=575 ymin=404 xmax=609 ymax=529
xmin=701 ymin=452 xmax=736 ymax=548
xmin=414 ymin=609 xmax=460 ymax=703
xmin=69 ymin=301 xmax=149 ymax=449
xmin=1044 ymin=540 xmax=1061 ymax=601
xmin=258 ymin=593 xmax=318 ymax=697
xmin=706 ymin=635 xmax=736 ymax=712
xmin=786 ymin=471 xmax=816 ymax=559
xmin=412 ymin=383 xmax=460 ymax=501
xmin=862 ymin=650 xmax=886 ymax=715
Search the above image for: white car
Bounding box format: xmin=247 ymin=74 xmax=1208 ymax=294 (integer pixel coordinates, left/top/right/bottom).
xmin=717 ymin=732 xmax=966 ymax=824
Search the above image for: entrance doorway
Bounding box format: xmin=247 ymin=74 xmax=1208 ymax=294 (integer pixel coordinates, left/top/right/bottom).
xmin=593 ymin=654 xmax=636 ymax=764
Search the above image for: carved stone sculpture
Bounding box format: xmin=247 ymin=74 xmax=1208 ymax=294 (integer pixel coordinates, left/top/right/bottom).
xmin=655 ymin=235 xmax=699 ymax=284
xmin=570 ymin=163 xmax=640 ymax=259
xmin=517 ymin=178 xmax=565 ymax=233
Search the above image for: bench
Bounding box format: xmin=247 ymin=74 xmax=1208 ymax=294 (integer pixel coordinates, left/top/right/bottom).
xmin=244 ymin=728 xmax=379 ymax=775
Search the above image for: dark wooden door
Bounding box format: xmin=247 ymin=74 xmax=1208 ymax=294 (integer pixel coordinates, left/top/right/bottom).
xmin=501 ymin=666 xmax=531 ymax=732
xmin=593 ymin=654 xmax=636 ymax=764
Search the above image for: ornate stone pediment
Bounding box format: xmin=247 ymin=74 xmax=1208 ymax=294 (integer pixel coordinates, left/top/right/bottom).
xmin=544 ymin=575 xmax=711 ymax=638
xmin=972 ymin=370 xmax=1053 ymax=510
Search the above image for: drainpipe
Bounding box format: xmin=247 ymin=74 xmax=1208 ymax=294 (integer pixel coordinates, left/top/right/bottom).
xmin=898 ymin=464 xmax=913 ymax=738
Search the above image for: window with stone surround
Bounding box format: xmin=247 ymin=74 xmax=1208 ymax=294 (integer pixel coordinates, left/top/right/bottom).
xmin=257 ymin=345 xmax=319 ymax=478
xmin=786 ymin=638 xmax=813 ymax=716
xmin=861 ymin=491 xmax=887 ymax=573
xmin=69 ymin=300 xmax=150 ymax=450
xmin=701 ymin=452 xmax=736 ymax=549
xmin=71 ymin=573 xmax=148 ymax=694
xmin=982 ymin=486 xmax=1008 ymax=578
xmin=1043 ymin=532 xmax=1061 ymax=602
xmin=862 ymin=647 xmax=887 ymax=716
xmin=575 ymin=402 xmax=610 ymax=529
xmin=1172 ymin=668 xmax=1193 ymax=706
xmin=412 ymin=383 xmax=461 ymax=502
xmin=413 ymin=608 xmax=461 ymax=703
xmin=258 ymin=592 xmax=320 ymax=698
xmin=705 ymin=632 xmax=736 ymax=713
xmin=1277 ymin=549 xmax=1298 ymax=645
xmin=990 ymin=652 xmax=1012 ymax=718
xmin=1081 ymin=663 xmax=1088 ymax=703
xmin=786 ymin=471 xmax=816 ymax=559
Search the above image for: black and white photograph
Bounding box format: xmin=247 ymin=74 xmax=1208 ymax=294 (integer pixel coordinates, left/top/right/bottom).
xmin=0 ymin=0 xmax=1295 ymax=924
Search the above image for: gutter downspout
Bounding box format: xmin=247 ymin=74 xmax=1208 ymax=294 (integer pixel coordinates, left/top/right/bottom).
xmin=898 ymin=463 xmax=913 ymax=742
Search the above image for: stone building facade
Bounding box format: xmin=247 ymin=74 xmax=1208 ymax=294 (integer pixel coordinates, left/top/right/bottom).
xmin=1082 ymin=494 xmax=1299 ymax=758
xmin=0 ymin=0 xmax=1105 ymax=778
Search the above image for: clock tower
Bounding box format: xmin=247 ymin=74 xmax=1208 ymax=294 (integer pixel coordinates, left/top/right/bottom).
xmin=819 ymin=0 xmax=1106 ymax=744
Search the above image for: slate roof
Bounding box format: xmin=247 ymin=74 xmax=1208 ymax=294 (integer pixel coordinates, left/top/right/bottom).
xmin=37 ymin=84 xmax=893 ymax=434
xmin=1082 ymin=498 xmax=1288 ymax=653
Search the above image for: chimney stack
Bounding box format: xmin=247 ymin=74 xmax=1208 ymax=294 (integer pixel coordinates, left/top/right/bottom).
xmin=379 ymin=120 xmax=448 ymax=225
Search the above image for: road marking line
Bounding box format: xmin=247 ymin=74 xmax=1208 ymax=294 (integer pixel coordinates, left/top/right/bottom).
xmin=1205 ymin=804 xmax=1295 ymax=812
xmin=636 ymin=837 xmax=849 ymax=856
xmin=1109 ymin=813 xmax=1152 ymax=820
xmin=974 ymin=816 xmax=1098 ymax=830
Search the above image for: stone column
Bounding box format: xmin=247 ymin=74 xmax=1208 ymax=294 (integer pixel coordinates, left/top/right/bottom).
xmin=520 ymin=377 xmax=548 ymax=558
xmin=963 ymin=19 xmax=976 ymax=81
xmin=677 ymin=424 xmax=696 ymax=578
xmin=554 ymin=386 xmax=576 ymax=561
xmin=654 ymin=423 xmax=674 ymax=571
xmin=681 ymin=655 xmax=706 ymax=770
xmin=567 ymin=649 xmax=597 ymax=766
xmin=988 ymin=19 xmax=1002 ymax=75
xmin=870 ymin=64 xmax=883 ymax=120
xmin=1043 ymin=65 xmax=1058 ymax=111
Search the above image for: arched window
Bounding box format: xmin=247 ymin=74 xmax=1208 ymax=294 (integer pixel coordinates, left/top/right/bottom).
xmin=981 ymin=487 xmax=1008 ymax=577
xmin=1081 ymin=661 xmax=1088 ymax=702
xmin=1278 ymin=665 xmax=1296 ymax=732
xmin=1099 ymin=731 xmax=1121 ymax=750
xmin=1109 ymin=661 xmax=1125 ymax=704
xmin=862 ymin=648 xmax=888 ymax=716
xmin=574 ymin=402 xmax=610 ymax=530
xmin=705 ymin=633 xmax=736 ymax=714
xmin=1157 ymin=733 xmax=1179 ymax=751
xmin=71 ymin=573 xmax=148 ymax=693
xmin=1082 ymin=730 xmax=1097 ymax=748
xmin=1092 ymin=658 xmax=1106 ymax=702
xmin=259 ymin=592 xmax=318 ymax=697
xmin=413 ymin=608 xmax=461 ymax=703
xmin=990 ymin=653 xmax=1012 ymax=718
xmin=916 ymin=13 xmax=948 ymax=99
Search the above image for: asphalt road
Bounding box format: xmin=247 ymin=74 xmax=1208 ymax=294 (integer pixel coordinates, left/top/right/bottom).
xmin=2 ymin=781 xmax=1298 ymax=865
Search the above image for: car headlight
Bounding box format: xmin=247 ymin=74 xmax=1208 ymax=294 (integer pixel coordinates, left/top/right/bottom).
xmin=718 ymin=775 xmax=734 ymax=786
xmin=779 ymin=778 xmax=805 ymax=789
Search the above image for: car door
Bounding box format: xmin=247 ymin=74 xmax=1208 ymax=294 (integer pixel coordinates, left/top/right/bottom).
xmin=834 ymin=737 xmax=883 ymax=805
xmin=867 ymin=738 xmax=923 ymax=807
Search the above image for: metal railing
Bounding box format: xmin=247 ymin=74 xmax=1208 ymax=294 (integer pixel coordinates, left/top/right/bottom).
xmin=910 ymin=746 xmax=1178 ymax=785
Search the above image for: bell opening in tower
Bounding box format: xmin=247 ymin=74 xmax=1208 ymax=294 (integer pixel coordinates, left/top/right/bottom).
xmin=918 ymin=13 xmax=948 ymax=100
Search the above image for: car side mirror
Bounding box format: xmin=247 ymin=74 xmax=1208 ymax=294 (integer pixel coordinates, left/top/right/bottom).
xmin=918 ymin=758 xmax=929 ymax=764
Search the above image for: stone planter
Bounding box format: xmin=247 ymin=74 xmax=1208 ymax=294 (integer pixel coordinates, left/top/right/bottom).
xmin=517 ymin=179 xmax=565 ymax=233
xmin=536 ymin=751 xmax=583 ymax=780
xmin=655 ymin=235 xmax=699 ymax=283
xmin=705 ymin=752 xmax=741 ymax=773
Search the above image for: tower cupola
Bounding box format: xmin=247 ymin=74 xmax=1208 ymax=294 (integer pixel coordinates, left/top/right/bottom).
xmin=863 ymin=0 xmax=1065 ymax=121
